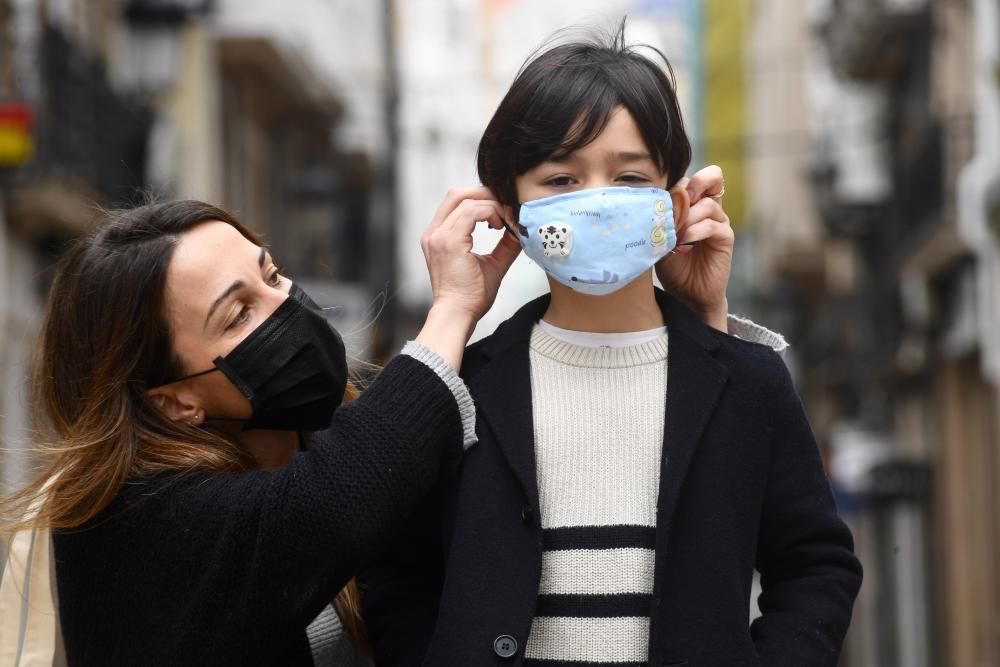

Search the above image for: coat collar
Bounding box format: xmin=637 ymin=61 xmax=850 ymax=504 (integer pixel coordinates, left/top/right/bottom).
xmin=479 ymin=288 xmax=722 ymax=361
xmin=467 ymin=288 xmax=729 ymax=520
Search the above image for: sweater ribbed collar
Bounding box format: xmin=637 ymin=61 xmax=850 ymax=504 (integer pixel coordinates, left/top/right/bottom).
xmin=529 ymin=324 xmax=669 ymax=369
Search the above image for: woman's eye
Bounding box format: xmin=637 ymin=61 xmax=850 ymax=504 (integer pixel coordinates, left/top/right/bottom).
xmin=268 ymin=270 xmax=282 ymax=287
xmin=545 ymin=176 xmax=576 ymax=187
xmin=227 ymin=306 xmax=250 ymax=331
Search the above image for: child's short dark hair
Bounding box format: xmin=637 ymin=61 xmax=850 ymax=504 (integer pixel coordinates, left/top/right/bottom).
xmin=477 ymin=19 xmax=692 ymax=211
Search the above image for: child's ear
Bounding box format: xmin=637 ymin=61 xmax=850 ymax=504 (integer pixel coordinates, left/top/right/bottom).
xmin=668 ymin=184 xmax=691 ymax=228
xmin=496 ymin=204 xmax=517 ymax=237
xmin=147 ymin=386 xmax=205 ymax=426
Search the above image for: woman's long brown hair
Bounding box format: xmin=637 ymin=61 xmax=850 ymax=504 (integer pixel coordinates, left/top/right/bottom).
xmin=0 ymin=200 xmax=367 ymax=646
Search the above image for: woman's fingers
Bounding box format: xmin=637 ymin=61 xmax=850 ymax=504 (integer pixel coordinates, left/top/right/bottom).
xmin=677 ymin=218 xmax=735 ymax=246
xmin=429 ymin=186 xmax=497 ymax=230
xmin=423 ymin=203 xmax=505 ymax=260
xmin=441 ymin=199 xmax=506 ymax=233
xmin=685 ymin=165 xmax=725 ymax=202
xmin=675 ymin=166 xmax=727 ymax=248
xmin=676 ymin=196 xmax=727 ymax=237
xmin=675 ymin=196 xmax=732 ymax=248
xmin=485 ymin=228 xmax=522 ymax=274
xmin=423 ymin=198 xmax=504 ymax=246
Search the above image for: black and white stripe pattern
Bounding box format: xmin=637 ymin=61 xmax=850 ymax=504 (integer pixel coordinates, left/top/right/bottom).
xmin=526 ymin=327 xmax=669 ymax=665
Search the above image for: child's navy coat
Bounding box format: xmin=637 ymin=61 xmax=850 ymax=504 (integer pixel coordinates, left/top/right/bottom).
xmin=362 ymin=290 xmax=862 ymax=667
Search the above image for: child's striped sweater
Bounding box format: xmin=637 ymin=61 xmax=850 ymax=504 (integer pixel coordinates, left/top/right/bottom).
xmin=524 ymin=324 xmax=670 ymax=666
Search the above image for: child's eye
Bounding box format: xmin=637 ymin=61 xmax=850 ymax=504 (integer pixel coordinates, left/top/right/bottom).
xmin=544 ymin=176 xmax=576 ymax=187
xmin=617 ymin=174 xmax=651 ymax=184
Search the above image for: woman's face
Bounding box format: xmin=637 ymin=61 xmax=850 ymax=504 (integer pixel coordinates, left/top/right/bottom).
xmin=514 ymin=106 xmax=669 ymax=204
xmin=150 ymin=220 xmax=290 ymax=424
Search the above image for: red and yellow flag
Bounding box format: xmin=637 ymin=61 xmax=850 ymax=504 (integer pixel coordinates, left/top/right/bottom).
xmin=0 ymin=103 xmax=34 ymax=166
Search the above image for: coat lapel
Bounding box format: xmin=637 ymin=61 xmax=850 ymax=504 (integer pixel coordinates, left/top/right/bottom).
xmin=648 ymin=291 xmax=731 ymax=659
xmin=466 ymin=295 xmax=550 ymax=515
xmin=655 ymin=290 xmax=731 ymax=534
xmin=657 ymin=320 xmax=730 ymax=522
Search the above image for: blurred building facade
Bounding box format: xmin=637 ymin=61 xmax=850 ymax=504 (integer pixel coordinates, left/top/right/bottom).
xmin=2 ymin=1 xmax=998 ymax=664
xmin=0 ymin=0 xmax=390 ymax=487
xmin=747 ymin=0 xmax=1000 ymax=664
xmin=0 ymin=0 xmax=155 ymax=487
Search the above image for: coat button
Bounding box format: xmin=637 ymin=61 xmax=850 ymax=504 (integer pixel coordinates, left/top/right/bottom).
xmin=521 ymin=504 xmax=533 ymax=523
xmin=493 ymin=634 xmax=518 ymax=659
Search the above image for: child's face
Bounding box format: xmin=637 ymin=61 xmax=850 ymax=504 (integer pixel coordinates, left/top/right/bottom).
xmin=515 ymin=106 xmax=668 ymax=205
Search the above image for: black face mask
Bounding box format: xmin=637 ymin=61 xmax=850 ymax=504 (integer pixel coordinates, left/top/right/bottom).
xmin=171 ymin=283 xmax=349 ymax=432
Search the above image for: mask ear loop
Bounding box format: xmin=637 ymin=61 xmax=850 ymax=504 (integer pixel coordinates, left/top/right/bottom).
xmin=152 ymin=366 xmax=220 ymax=389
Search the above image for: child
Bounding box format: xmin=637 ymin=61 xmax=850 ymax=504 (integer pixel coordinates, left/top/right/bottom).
xmin=362 ymin=23 xmax=861 ymax=666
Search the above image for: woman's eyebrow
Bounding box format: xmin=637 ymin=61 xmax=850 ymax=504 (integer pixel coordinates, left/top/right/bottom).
xmin=204 ymin=280 xmax=245 ymax=331
xmin=203 ymin=249 xmax=271 ymax=332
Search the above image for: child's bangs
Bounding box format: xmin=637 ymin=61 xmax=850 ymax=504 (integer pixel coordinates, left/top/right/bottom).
xmin=521 ymin=62 xmax=673 ymax=175
xmin=511 ymin=69 xmax=621 ymax=172
xmin=545 ymin=82 xmax=621 ymax=163
xmin=477 ymin=20 xmax=692 ymax=205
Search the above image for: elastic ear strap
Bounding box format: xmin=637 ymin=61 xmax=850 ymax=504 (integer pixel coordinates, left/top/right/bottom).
xmin=174 ymin=366 xmax=220 ymax=383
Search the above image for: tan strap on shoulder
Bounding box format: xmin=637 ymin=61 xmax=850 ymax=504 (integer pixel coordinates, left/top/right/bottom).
xmin=1 ymin=525 xmax=58 ymax=666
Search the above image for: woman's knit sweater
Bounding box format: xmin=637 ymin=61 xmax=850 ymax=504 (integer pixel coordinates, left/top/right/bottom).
xmin=52 ymin=346 xmax=473 ymax=666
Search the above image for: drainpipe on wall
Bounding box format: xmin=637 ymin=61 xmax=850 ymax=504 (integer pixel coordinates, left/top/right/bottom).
xmin=684 ymin=0 xmax=704 ymax=170
xmin=956 ymin=0 xmax=1000 ymax=387
xmin=0 ymin=190 xmax=7 ymax=463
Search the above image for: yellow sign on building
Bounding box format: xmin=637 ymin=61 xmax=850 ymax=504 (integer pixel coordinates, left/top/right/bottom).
xmin=702 ymin=0 xmax=747 ymax=229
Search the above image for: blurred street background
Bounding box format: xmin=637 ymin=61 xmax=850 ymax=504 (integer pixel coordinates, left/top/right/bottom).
xmin=1 ymin=1 xmax=998 ymax=664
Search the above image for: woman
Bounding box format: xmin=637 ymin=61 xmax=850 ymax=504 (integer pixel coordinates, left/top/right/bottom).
xmin=2 ymin=166 xmax=741 ymax=664
xmin=1 ymin=194 xmax=518 ymax=666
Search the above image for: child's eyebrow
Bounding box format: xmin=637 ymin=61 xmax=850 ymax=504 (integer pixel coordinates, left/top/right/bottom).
xmin=609 ymin=150 xmax=654 ymax=163
xmin=541 ymin=150 xmax=654 ymax=166
xmin=543 ymin=152 xmax=578 ymax=165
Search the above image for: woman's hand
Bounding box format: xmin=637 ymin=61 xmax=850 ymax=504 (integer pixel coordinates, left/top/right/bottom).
xmin=415 ymin=187 xmax=522 ymax=370
xmin=657 ymin=165 xmax=733 ymax=332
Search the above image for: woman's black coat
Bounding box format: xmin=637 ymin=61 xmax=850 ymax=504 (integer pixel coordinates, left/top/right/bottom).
xmin=361 ymin=291 xmax=863 ymax=666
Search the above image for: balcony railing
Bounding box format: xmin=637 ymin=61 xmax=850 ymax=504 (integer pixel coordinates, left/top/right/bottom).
xmin=825 ymin=0 xmax=930 ymax=82
xmin=15 ymin=26 xmax=152 ymax=210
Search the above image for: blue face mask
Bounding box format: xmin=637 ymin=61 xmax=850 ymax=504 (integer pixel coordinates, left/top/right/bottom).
xmin=515 ymin=186 xmax=677 ymax=296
